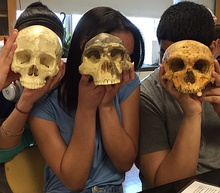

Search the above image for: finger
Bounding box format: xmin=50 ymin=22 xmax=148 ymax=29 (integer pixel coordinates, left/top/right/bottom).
xmin=129 ymin=63 xmax=135 ymax=80
xmin=159 ymin=64 xmax=167 ymax=87
xmin=200 ymin=95 xmax=220 ymax=104
xmin=212 ymin=71 xmax=220 ymax=87
xmin=203 ymin=86 xmax=220 ymax=96
xmin=214 ymin=60 xmax=220 ymax=75
xmin=81 ymin=74 xmax=92 ymax=85
xmin=122 ymin=69 xmax=130 ymax=83
xmin=4 ymin=43 xmax=17 ymax=66
xmin=46 ymin=63 xmax=66 ymax=89
xmin=57 ymin=60 xmax=65 ymax=79
xmin=1 ymin=29 xmax=18 ymax=58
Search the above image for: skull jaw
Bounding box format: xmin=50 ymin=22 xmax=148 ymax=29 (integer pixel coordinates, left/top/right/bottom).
xmin=20 ymin=78 xmax=46 ymax=89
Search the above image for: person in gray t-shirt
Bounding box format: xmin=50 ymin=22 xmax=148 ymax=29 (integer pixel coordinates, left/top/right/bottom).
xmin=137 ymin=1 xmax=220 ymax=190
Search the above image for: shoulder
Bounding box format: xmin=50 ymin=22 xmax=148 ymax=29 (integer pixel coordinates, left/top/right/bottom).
xmin=30 ymin=89 xmax=60 ymax=120
xmin=117 ymin=73 xmax=140 ymax=102
xmin=140 ymin=68 xmax=163 ymax=98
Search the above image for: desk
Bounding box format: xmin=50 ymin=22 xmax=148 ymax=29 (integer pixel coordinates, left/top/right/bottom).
xmin=139 ymin=169 xmax=220 ymax=193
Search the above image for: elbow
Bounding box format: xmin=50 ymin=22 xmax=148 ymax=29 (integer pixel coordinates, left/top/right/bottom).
xmin=65 ymin=180 xmax=86 ymax=191
xmin=114 ymin=161 xmax=134 ymax=173
xmin=61 ymin=173 xmax=87 ymax=191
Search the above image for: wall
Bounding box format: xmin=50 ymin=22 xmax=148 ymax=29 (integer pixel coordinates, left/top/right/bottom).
xmin=173 ymin=0 xmax=215 ymax=12
xmin=16 ymin=0 xmax=173 ymax=18
xmin=216 ymin=0 xmax=220 ymax=24
xmin=16 ymin=0 xmax=217 ymax=82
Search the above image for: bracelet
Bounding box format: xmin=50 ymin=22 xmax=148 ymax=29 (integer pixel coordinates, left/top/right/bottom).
xmin=1 ymin=123 xmax=24 ymax=137
xmin=15 ymin=103 xmax=30 ymax=114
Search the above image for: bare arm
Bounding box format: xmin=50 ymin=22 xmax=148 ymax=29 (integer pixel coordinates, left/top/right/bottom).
xmin=99 ymin=86 xmax=139 ymax=172
xmin=0 ymin=61 xmax=65 ymax=149
xmin=138 ymin=65 xmax=202 ymax=187
xmin=138 ymin=113 xmax=201 ymax=187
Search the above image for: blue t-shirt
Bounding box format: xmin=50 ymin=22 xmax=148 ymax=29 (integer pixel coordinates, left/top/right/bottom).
xmin=30 ymin=74 xmax=140 ymax=192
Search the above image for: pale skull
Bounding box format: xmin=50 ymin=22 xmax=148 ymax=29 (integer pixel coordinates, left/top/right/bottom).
xmin=11 ymin=25 xmax=62 ymax=89
xmin=79 ymin=33 xmax=132 ymax=85
xmin=162 ymin=40 xmax=214 ymax=96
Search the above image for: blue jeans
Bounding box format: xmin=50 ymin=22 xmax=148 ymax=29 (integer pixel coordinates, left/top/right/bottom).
xmin=81 ymin=185 xmax=123 ymax=193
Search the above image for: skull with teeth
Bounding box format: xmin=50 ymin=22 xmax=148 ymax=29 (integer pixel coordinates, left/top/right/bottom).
xmin=79 ymin=33 xmax=132 ymax=85
xmin=11 ymin=25 xmax=62 ymax=89
xmin=162 ymin=40 xmax=215 ymax=96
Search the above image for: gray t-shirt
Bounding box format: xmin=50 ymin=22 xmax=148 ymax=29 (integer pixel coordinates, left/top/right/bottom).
xmin=139 ymin=68 xmax=220 ymax=189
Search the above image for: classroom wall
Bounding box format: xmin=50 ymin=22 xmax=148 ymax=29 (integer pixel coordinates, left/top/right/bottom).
xmin=16 ymin=0 xmax=173 ymax=18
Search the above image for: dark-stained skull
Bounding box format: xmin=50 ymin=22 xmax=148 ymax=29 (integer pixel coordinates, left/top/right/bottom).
xmin=162 ymin=40 xmax=214 ymax=96
xmin=79 ymin=33 xmax=132 ymax=85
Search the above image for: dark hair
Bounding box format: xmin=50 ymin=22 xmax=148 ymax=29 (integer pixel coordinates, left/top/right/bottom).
xmin=58 ymin=6 xmax=145 ymax=111
xmin=14 ymin=1 xmax=64 ymax=43
xmin=157 ymin=1 xmax=214 ymax=47
xmin=214 ymin=24 xmax=220 ymax=40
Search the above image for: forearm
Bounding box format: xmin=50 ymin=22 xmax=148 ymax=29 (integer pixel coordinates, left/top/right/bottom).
xmin=0 ymin=125 xmax=34 ymax=163
xmin=56 ymin=107 xmax=97 ymax=190
xmin=154 ymin=114 xmax=202 ymax=186
xmin=0 ymin=99 xmax=33 ymax=149
xmin=99 ymin=104 xmax=136 ymax=172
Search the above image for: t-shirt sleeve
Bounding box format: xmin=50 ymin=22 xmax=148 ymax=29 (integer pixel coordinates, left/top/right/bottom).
xmin=118 ymin=73 xmax=140 ymax=103
xmin=29 ymin=92 xmax=57 ymax=122
xmin=138 ymin=72 xmax=170 ymax=155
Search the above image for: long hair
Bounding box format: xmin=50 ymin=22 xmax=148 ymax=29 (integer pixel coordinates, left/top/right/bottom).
xmin=157 ymin=1 xmax=214 ymax=47
xmin=58 ymin=6 xmax=145 ymax=111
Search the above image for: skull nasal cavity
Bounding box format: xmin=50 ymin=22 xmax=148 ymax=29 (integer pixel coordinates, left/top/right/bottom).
xmin=28 ymin=65 xmax=39 ymax=76
xmin=101 ymin=61 xmax=112 ymax=72
xmin=184 ymin=70 xmax=195 ymax=84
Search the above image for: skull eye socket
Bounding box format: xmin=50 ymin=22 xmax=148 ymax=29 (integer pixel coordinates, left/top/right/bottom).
xmin=170 ymin=58 xmax=185 ymax=72
xmin=40 ymin=54 xmax=55 ymax=68
xmin=85 ymin=50 xmax=100 ymax=63
xmin=111 ymin=49 xmax=124 ymax=61
xmin=194 ymin=59 xmax=209 ymax=73
xmin=16 ymin=51 xmax=31 ymax=64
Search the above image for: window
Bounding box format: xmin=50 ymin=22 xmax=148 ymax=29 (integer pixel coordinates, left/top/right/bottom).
xmin=70 ymin=14 xmax=160 ymax=68
xmin=16 ymin=11 xmax=160 ymax=69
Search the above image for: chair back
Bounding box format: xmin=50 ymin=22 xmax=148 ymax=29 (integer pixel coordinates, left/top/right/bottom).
xmin=5 ymin=145 xmax=45 ymax=193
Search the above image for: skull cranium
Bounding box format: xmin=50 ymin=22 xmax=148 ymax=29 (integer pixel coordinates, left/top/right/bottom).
xmin=162 ymin=40 xmax=214 ymax=96
xmin=79 ymin=33 xmax=132 ymax=85
xmin=11 ymin=25 xmax=62 ymax=89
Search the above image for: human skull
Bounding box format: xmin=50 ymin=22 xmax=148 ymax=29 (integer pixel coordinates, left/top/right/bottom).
xmin=162 ymin=40 xmax=214 ymax=96
xmin=11 ymin=25 xmax=62 ymax=89
xmin=79 ymin=33 xmax=132 ymax=85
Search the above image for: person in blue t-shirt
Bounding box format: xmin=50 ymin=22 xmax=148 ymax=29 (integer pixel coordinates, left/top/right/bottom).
xmin=28 ymin=6 xmax=145 ymax=193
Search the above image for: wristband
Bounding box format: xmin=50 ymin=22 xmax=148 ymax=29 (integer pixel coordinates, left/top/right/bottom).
xmin=15 ymin=103 xmax=30 ymax=114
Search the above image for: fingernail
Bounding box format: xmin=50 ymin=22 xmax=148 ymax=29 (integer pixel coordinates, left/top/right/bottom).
xmin=4 ymin=37 xmax=7 ymax=45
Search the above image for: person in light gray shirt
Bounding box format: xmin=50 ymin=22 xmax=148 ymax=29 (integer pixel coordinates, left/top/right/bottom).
xmin=136 ymin=1 xmax=220 ymax=190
